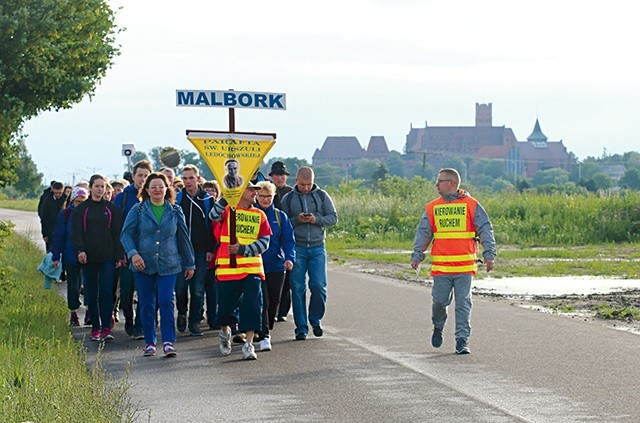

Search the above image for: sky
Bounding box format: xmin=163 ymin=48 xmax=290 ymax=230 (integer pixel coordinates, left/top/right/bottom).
xmin=23 ymin=0 xmax=640 ymax=184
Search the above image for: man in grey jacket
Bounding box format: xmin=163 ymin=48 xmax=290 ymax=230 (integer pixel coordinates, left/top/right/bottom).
xmin=281 ymin=166 xmax=338 ymax=340
xmin=411 ymin=168 xmax=496 ymax=355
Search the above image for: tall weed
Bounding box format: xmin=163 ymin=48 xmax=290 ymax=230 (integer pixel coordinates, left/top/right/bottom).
xmin=328 ymin=179 xmax=640 ymax=246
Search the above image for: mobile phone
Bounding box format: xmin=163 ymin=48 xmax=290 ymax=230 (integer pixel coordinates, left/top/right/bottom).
xmin=303 ymin=213 xmax=312 ymax=216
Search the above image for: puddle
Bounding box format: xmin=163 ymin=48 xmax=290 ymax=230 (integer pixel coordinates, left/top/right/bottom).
xmin=475 ymin=276 xmax=640 ymax=296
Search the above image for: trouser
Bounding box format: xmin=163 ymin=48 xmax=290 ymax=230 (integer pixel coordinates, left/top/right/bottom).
xmin=216 ymin=275 xmax=263 ymax=332
xmin=205 ymin=268 xmax=217 ymax=326
xmin=276 ymin=270 xmax=291 ymax=318
xmin=431 ymin=273 xmax=473 ymax=341
xmin=135 ymin=272 xmax=178 ymax=346
xmin=64 ymin=263 xmax=82 ymax=311
xmin=259 ymin=271 xmax=286 ymax=338
xmin=119 ymin=267 xmax=141 ymax=329
xmin=175 ymin=251 xmax=207 ymax=326
xmin=290 ymin=244 xmax=327 ymax=335
xmin=82 ymin=261 xmax=115 ymax=331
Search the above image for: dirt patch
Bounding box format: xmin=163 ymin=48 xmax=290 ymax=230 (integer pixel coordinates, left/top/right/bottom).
xmin=333 ymin=257 xmax=640 ymax=335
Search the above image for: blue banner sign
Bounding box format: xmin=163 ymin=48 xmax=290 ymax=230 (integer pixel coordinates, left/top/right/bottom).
xmin=176 ymin=90 xmax=286 ymax=110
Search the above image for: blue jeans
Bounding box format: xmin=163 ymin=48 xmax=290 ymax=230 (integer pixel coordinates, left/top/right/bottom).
xmin=205 ymin=268 xmax=217 ymax=326
xmin=82 ymin=261 xmax=115 ymax=331
xmin=432 ymin=274 xmax=473 ymax=341
xmin=216 ymin=275 xmax=262 ymax=332
xmin=135 ymin=272 xmax=178 ymax=346
xmin=119 ymin=267 xmax=141 ymax=330
xmin=290 ymin=244 xmax=327 ymax=335
xmin=175 ymin=251 xmax=207 ymax=326
xmin=64 ymin=263 xmax=82 ymax=311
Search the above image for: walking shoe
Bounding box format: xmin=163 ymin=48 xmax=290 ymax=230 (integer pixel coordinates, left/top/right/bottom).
xmin=295 ymin=332 xmax=306 ymax=341
xmin=312 ymin=326 xmax=323 ymax=337
xmin=242 ymin=342 xmax=257 ymax=360
xmin=455 ymin=339 xmax=470 ymax=355
xmin=163 ymin=342 xmax=177 ymax=357
xmin=232 ymin=333 xmax=246 ymax=344
xmin=188 ymin=323 xmax=203 ymax=337
xmin=259 ymin=337 xmax=272 ymax=352
xmin=219 ymin=329 xmax=232 ymax=356
xmin=133 ymin=327 xmax=145 ymax=340
xmin=101 ymin=328 xmax=114 ymax=342
xmin=69 ymin=312 xmax=80 ymax=327
xmin=143 ymin=344 xmax=156 ymax=357
xmin=124 ymin=322 xmax=134 ymax=337
xmin=431 ymin=327 xmax=443 ymax=348
xmin=90 ymin=328 xmax=101 ymax=341
xmin=177 ymin=314 xmax=187 ymax=333
xmin=275 ymin=316 xmax=287 ymax=322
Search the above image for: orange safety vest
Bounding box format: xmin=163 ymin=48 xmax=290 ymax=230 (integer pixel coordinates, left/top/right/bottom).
xmin=426 ymin=195 xmax=478 ymax=276
xmin=216 ymin=206 xmax=266 ymax=281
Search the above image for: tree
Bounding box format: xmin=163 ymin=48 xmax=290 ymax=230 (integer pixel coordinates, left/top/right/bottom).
xmin=531 ymin=168 xmax=570 ymax=186
xmin=441 ymin=158 xmax=467 ymax=181
xmin=262 ymin=157 xmax=311 ymax=179
xmin=384 ymin=151 xmax=406 ymax=177
xmin=620 ymin=169 xmax=640 ymax=190
xmin=472 ymin=159 xmax=505 ymax=179
xmin=0 ymin=0 xmax=120 ymax=186
xmin=13 ymin=138 xmax=43 ymax=197
xmin=313 ymin=163 xmax=343 ymax=187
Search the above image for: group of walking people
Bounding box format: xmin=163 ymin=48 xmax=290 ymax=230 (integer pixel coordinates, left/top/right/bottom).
xmin=41 ymin=159 xmax=338 ymax=360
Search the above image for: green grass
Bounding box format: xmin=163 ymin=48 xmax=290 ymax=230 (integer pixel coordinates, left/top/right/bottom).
xmin=592 ymin=303 xmax=640 ymax=320
xmin=0 ymin=198 xmax=39 ymax=212
xmin=0 ymin=226 xmax=135 ymax=422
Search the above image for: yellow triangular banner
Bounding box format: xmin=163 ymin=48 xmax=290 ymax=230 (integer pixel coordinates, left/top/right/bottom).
xmin=186 ymin=132 xmax=276 ymax=208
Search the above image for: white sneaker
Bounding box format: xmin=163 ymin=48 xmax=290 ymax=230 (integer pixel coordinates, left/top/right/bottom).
xmin=259 ymin=337 xmax=272 ymax=352
xmin=219 ymin=329 xmax=232 ymax=356
xmin=242 ymin=342 xmax=257 ymax=360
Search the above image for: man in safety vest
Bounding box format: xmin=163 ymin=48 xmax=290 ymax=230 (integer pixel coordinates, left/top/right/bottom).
xmin=209 ymin=182 xmax=271 ymax=360
xmin=411 ymin=168 xmax=496 ymax=355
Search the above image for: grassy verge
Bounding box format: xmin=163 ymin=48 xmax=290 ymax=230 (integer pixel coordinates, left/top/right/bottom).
xmin=0 ymin=198 xmax=39 ymax=212
xmin=0 ymin=223 xmax=135 ymax=422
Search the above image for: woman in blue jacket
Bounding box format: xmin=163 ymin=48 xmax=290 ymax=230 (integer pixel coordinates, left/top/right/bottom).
xmin=120 ymin=173 xmax=195 ymax=357
xmin=255 ymin=181 xmax=295 ymax=352
xmin=51 ymin=186 xmax=89 ymax=326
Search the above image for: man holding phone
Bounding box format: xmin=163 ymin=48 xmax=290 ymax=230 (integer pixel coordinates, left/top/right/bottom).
xmin=281 ymin=166 xmax=338 ymax=341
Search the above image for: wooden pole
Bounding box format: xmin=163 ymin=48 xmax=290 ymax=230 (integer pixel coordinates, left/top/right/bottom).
xmin=229 ymin=107 xmax=237 ymax=268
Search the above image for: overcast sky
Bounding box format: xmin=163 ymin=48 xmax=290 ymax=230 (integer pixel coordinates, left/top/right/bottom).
xmin=23 ymin=0 xmax=640 ymax=183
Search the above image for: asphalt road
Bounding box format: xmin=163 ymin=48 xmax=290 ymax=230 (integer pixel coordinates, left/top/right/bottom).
xmin=3 ymin=208 xmax=640 ymax=422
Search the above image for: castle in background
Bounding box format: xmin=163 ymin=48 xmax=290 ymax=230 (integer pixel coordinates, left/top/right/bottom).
xmin=312 ymin=103 xmax=572 ymax=179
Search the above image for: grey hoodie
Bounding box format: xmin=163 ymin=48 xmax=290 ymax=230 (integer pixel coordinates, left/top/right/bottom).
xmin=411 ymin=189 xmax=496 ymax=264
xmin=281 ymin=184 xmax=338 ymax=248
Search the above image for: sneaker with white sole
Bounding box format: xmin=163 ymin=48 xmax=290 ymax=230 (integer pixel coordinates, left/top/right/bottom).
xmin=163 ymin=342 xmax=177 ymax=357
xmin=259 ymin=337 xmax=272 ymax=352
xmin=242 ymin=342 xmax=257 ymax=360
xmin=455 ymin=338 xmax=470 ymax=355
xmin=219 ymin=329 xmax=232 ymax=356
xmin=143 ymin=344 xmax=156 ymax=357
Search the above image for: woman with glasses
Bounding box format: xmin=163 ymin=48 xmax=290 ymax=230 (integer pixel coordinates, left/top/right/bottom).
xmin=120 ymin=173 xmax=195 ymax=357
xmin=254 ymin=181 xmax=295 ymax=352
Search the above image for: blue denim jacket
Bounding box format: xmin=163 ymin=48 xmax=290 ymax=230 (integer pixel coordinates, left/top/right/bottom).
xmin=120 ymin=200 xmax=195 ymax=276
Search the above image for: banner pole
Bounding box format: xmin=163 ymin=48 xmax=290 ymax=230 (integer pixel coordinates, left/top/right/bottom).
xmin=229 ymin=107 xmax=237 ymax=268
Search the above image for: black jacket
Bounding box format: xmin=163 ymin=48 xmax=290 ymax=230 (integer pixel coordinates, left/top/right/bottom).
xmin=71 ymin=198 xmax=123 ymax=264
xmin=39 ymin=192 xmax=67 ymax=238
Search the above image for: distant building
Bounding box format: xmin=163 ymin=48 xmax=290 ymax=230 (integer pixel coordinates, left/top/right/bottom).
xmin=313 ymin=136 xmax=390 ymax=168
xmin=404 ymin=103 xmax=572 ymax=178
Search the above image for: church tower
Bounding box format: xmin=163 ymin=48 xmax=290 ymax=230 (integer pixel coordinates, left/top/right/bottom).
xmin=475 ymin=103 xmax=492 ymax=127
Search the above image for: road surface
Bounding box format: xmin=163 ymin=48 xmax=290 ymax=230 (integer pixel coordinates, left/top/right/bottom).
xmin=3 ymin=208 xmax=639 ymax=422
